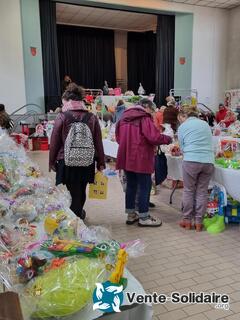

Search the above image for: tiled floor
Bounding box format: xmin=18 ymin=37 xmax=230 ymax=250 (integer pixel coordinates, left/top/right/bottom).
xmin=31 ymin=151 xmax=240 ymax=320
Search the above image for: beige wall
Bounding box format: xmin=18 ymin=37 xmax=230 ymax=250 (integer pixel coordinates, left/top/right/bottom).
xmin=0 ymin=0 xmax=26 ymax=113
xmin=227 ymin=6 xmax=240 ymax=90
xmin=114 ymin=31 xmax=128 ymax=92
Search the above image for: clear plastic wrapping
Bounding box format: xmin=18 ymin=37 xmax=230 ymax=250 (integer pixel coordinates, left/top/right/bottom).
xmin=0 ymin=130 xmax=145 ymax=319
xmin=22 ymin=257 xmax=107 ymax=319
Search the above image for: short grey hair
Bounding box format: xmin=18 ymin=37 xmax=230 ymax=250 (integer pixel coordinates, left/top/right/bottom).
xmin=139 ymin=98 xmax=156 ymax=111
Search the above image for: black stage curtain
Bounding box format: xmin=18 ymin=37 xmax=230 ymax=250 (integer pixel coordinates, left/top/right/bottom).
xmin=155 ymin=15 xmax=175 ymax=105
xmin=39 ymin=0 xmax=61 ymax=111
xmin=127 ymin=31 xmax=156 ymax=95
xmin=57 ymin=25 xmax=116 ymax=89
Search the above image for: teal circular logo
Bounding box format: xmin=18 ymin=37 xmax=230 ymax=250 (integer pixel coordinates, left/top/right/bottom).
xmin=93 ymin=281 xmax=124 ymax=313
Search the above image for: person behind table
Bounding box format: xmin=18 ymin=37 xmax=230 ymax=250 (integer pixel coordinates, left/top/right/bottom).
xmin=154 ymin=105 xmax=166 ymax=132
xmin=220 ymin=109 xmax=237 ymax=128
xmin=178 ymin=105 xmax=214 ymax=232
xmin=113 ymin=100 xmax=126 ymax=123
xmin=116 ymin=98 xmax=171 ymax=227
xmin=215 ymin=103 xmax=227 ymax=123
xmin=49 ymin=83 xmax=105 ymax=219
xmin=163 ymin=99 xmax=179 ymax=133
xmin=0 ymin=104 xmax=13 ymax=131
xmin=61 ymin=75 xmax=72 ymax=93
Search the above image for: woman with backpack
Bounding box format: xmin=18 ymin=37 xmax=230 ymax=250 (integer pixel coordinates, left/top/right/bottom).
xmin=49 ymin=83 xmax=105 ymax=219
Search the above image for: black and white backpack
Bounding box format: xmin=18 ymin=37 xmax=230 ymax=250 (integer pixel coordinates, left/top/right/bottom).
xmin=64 ymin=112 xmax=95 ymax=167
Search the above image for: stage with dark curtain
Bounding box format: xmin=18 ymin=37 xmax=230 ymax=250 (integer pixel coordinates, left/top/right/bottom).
xmin=127 ymin=31 xmax=156 ymax=96
xmin=39 ymin=0 xmax=175 ymax=110
xmin=57 ymin=25 xmax=116 ymax=91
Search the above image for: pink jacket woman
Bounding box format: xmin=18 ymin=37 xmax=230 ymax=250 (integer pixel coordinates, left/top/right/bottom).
xmin=116 ymin=106 xmax=171 ymax=174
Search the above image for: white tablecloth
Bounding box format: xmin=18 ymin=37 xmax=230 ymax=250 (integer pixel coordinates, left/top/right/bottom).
xmin=102 ymin=139 xmax=240 ymax=201
xmin=101 ymin=96 xmax=148 ymax=108
xmin=101 ymin=96 xmax=122 ymax=108
xmin=213 ymin=166 xmax=240 ymax=202
xmin=166 ymin=154 xmax=240 ymax=202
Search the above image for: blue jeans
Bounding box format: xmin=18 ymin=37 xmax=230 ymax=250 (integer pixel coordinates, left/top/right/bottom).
xmin=125 ymin=171 xmax=152 ymax=219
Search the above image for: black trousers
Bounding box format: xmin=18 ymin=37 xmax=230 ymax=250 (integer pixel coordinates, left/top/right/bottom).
xmin=66 ymin=181 xmax=88 ymax=218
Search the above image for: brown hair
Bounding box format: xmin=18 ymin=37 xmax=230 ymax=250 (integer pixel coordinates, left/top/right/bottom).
xmin=62 ymin=83 xmax=85 ymax=101
xmin=179 ymin=105 xmax=199 ymax=118
xmin=117 ymin=99 xmax=124 ymax=107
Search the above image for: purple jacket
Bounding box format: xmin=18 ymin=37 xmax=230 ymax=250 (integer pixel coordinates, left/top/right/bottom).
xmin=116 ymin=107 xmax=171 ymax=174
xmin=49 ymin=110 xmax=105 ymax=170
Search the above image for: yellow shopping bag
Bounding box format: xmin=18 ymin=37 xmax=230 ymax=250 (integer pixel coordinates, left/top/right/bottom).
xmin=89 ymin=171 xmax=108 ymax=200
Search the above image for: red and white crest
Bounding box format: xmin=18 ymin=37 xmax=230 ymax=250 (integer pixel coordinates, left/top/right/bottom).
xmin=30 ymin=47 xmax=37 ymax=56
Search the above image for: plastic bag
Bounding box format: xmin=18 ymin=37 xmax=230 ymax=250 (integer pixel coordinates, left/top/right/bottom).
xmin=162 ymin=123 xmax=174 ymax=138
xmin=89 ymin=172 xmax=108 ymax=200
xmin=44 ymin=210 xmax=78 ymax=239
xmin=22 ymin=257 xmax=106 ymax=318
xmin=11 ymin=198 xmax=38 ymax=222
xmin=123 ymin=239 xmax=145 ymax=258
xmin=80 ymin=225 xmax=112 ymax=243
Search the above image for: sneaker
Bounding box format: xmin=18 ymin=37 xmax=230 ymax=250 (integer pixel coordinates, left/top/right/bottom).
xmin=138 ymin=216 xmax=162 ymax=227
xmin=149 ymin=202 xmax=156 ymax=208
xmin=126 ymin=213 xmax=139 ymax=225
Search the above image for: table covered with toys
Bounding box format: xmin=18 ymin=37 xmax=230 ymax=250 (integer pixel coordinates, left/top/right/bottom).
xmin=0 ymin=130 xmax=152 ymax=320
xmin=164 ymin=136 xmax=240 ymax=233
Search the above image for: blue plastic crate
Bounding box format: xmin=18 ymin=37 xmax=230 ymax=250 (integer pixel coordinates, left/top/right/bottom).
xmin=225 ymin=204 xmax=240 ymax=223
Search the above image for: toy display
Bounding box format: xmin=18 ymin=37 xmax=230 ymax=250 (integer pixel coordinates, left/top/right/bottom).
xmin=109 ymin=248 xmax=128 ymax=287
xmin=228 ymin=121 xmax=240 ymax=137
xmin=11 ymin=199 xmax=38 ymax=222
xmin=215 ymin=158 xmax=240 ymax=169
xmin=203 ymin=185 xmax=226 ymax=234
xmin=44 ymin=210 xmax=77 ymax=238
xmin=0 ymin=129 xmax=144 ymax=319
xmin=221 ymin=139 xmax=238 ymax=159
xmin=215 ymin=138 xmax=239 ymax=160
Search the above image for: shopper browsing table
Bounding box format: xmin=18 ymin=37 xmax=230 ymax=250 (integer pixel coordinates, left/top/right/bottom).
xmin=178 ymin=105 xmax=214 ymax=231
xmin=49 ymin=83 xmax=105 ymax=219
xmin=116 ymin=98 xmax=171 ymax=227
xmin=215 ymin=103 xmax=227 ymax=123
